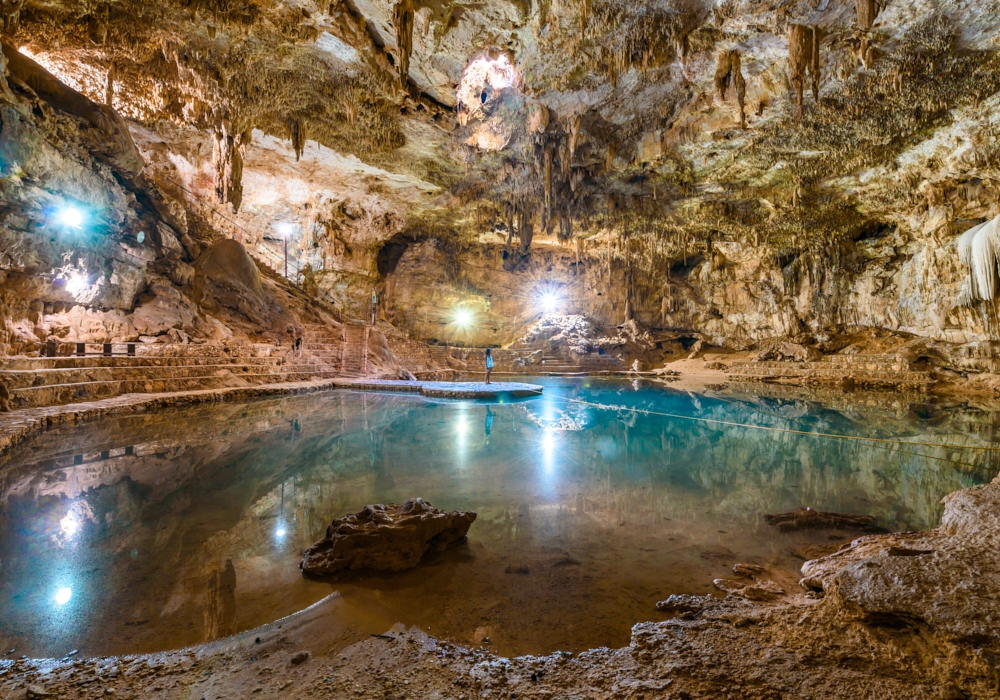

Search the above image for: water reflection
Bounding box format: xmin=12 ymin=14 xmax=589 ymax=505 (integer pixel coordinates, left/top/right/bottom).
xmin=0 ymin=378 xmax=996 ymax=658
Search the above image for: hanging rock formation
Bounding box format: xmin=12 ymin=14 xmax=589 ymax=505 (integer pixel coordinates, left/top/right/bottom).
xmin=393 ymin=0 xmax=414 ymax=89
xmin=714 ymin=49 xmax=747 ymax=129
xmin=788 ymin=24 xmax=823 ymax=123
xmin=300 ymin=498 xmax=477 ymax=576
xmin=211 ymin=120 xmax=252 ymax=213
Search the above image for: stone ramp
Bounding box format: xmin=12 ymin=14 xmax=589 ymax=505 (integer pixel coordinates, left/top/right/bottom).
xmin=330 ymin=378 xmax=543 ymax=399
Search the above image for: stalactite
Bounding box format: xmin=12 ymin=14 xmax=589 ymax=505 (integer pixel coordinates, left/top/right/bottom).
xmin=393 ymin=0 xmax=415 ymax=89
xmin=569 ymin=115 xmax=582 ymax=157
xmin=0 ymin=0 xmax=25 ymax=33
xmin=788 ymin=24 xmax=822 ymax=124
xmin=855 ymin=0 xmax=883 ymax=30
xmin=517 ymin=209 xmax=534 ymax=255
xmin=289 ymin=119 xmax=307 ymax=161
xmin=714 ymin=49 xmax=747 ymax=129
xmin=212 ymin=120 xmax=253 ymax=213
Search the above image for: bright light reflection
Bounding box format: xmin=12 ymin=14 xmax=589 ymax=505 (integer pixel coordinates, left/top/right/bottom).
xmin=55 ymin=587 xmax=72 ymax=605
xmin=65 ymin=273 xmax=87 ymax=297
xmin=59 ymin=207 xmax=84 ymax=228
xmin=59 ymin=512 xmax=80 ymax=538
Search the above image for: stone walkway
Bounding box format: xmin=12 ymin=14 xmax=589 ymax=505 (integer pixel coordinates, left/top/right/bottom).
xmin=0 ymin=378 xmax=543 ymax=455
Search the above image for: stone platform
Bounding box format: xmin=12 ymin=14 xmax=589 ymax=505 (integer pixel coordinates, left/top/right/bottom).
xmin=330 ymin=378 xmax=543 ymax=399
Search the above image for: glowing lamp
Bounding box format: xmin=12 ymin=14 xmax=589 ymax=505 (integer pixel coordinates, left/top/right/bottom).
xmin=55 ymin=587 xmax=72 ymax=605
xmin=540 ymin=290 xmax=560 ymax=313
xmin=453 ymin=308 xmax=473 ymax=327
xmin=275 ymin=527 xmax=287 ymax=538
xmin=59 ymin=207 xmax=84 ymax=228
xmin=274 ymin=222 xmax=295 ymax=236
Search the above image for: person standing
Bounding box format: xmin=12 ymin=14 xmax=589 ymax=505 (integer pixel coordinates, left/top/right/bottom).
xmin=370 ymin=289 xmax=377 ymax=325
xmin=485 ymin=347 xmax=494 ymax=384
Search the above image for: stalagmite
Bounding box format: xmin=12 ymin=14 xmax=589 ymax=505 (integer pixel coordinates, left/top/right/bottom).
xmin=212 ymin=120 xmax=253 ymax=213
xmin=393 ymin=0 xmax=415 ymax=89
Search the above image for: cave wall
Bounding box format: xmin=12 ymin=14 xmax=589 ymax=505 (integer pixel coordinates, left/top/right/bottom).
xmin=382 ymin=214 xmax=993 ymax=351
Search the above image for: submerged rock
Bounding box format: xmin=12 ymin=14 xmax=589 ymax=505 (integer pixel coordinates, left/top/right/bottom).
xmin=764 ymin=507 xmax=882 ymax=532
xmin=300 ymin=498 xmax=476 ymax=576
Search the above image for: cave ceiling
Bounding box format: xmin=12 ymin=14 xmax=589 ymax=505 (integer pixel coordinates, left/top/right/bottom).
xmin=10 ymin=0 xmax=1000 ymax=269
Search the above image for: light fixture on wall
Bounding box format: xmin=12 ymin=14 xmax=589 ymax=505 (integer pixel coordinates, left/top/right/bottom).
xmin=274 ymin=222 xmax=295 ymax=278
xmin=453 ymin=307 xmax=474 ymax=328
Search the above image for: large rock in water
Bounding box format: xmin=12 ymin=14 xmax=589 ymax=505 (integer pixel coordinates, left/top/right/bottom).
xmin=300 ymin=498 xmax=476 ymax=576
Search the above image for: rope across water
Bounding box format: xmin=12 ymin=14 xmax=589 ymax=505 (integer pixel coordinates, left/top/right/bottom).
xmin=544 ymin=394 xmax=1000 ymax=471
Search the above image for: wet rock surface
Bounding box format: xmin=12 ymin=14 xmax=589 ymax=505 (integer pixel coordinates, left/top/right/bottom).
xmin=300 ymin=498 xmax=477 ymax=576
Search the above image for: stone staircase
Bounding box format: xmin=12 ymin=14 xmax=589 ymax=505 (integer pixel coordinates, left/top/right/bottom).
xmin=534 ymin=352 xmax=623 ymax=374
xmin=299 ymin=323 xmax=344 ymax=373
xmin=340 ymin=323 xmax=368 ymax=377
xmin=0 ymin=334 xmax=350 ymax=411
xmin=725 ymin=353 xmax=935 ymax=391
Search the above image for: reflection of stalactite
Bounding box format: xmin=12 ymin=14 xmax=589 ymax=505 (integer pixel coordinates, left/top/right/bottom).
xmin=543 ymin=145 xmax=553 ymax=222
xmin=393 ymin=0 xmax=414 ymax=89
xmin=289 ymin=119 xmax=307 ymax=161
xmin=203 ymin=559 xmax=237 ymax=641
xmin=788 ymin=25 xmax=823 ymax=124
xmin=212 ymin=121 xmax=252 ymax=213
xmin=104 ymin=63 xmax=116 ymax=107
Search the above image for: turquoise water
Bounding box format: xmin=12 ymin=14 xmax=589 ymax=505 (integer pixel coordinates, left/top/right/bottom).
xmin=0 ymin=378 xmax=994 ymax=658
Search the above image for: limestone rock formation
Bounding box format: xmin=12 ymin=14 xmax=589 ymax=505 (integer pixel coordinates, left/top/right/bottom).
xmin=300 ymin=498 xmax=476 ymax=576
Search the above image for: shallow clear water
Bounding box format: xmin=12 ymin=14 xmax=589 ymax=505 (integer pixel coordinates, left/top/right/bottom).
xmin=0 ymin=378 xmax=995 ymax=659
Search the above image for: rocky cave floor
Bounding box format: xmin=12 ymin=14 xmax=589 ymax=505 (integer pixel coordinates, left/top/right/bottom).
xmin=0 ymin=410 xmax=998 ymax=700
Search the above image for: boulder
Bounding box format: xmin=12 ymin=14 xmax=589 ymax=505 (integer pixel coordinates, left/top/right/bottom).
xmin=194 ymin=239 xmax=269 ymax=321
xmin=778 ymin=341 xmax=821 ymax=362
xmin=300 ymin=498 xmax=476 ymax=576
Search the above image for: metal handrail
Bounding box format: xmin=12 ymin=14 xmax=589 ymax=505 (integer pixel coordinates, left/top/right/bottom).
xmin=157 ymin=175 xmax=345 ymax=321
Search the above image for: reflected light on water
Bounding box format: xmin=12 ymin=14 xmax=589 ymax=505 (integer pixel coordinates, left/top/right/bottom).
xmin=55 ymin=587 xmax=72 ymax=606
xmin=59 ymin=512 xmax=80 ymax=538
xmin=541 ymin=429 xmax=557 ymax=470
